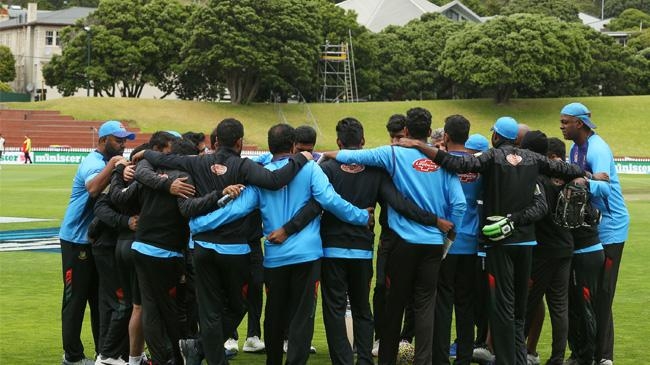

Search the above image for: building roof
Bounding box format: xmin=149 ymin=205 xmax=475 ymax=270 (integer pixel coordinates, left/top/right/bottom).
xmin=337 ymin=0 xmax=483 ymax=32
xmin=438 ymin=0 xmax=484 ymax=23
xmin=579 ymin=12 xmax=611 ymax=32
xmin=338 ymin=0 xmax=440 ymax=32
xmin=0 ymin=7 xmax=94 ymax=30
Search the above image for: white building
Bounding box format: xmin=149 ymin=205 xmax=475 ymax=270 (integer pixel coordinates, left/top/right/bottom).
xmin=337 ymin=0 xmax=487 ymax=32
xmin=0 ymin=4 xmax=94 ymax=99
xmin=0 ymin=3 xmax=177 ymax=101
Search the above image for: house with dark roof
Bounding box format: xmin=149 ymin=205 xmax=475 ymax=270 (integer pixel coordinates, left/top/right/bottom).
xmin=0 ymin=3 xmax=94 ymax=99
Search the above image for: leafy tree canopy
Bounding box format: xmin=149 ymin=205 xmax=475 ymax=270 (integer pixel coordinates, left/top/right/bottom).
xmin=501 ymin=0 xmax=580 ymax=22
xmin=608 ymin=8 xmax=650 ymax=30
xmin=0 ymin=46 xmax=16 ymax=83
xmin=439 ymin=14 xmax=592 ymax=103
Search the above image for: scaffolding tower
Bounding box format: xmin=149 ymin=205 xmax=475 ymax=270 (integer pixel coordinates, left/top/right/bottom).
xmin=320 ymin=38 xmax=358 ymax=103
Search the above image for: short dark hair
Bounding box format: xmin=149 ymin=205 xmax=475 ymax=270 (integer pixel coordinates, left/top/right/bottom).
xmin=295 ymin=125 xmax=317 ymax=144
xmin=547 ymin=137 xmax=566 ymax=160
xmin=183 ymin=131 xmax=205 ymax=147
xmin=130 ymin=143 xmax=150 ymax=160
xmin=268 ymin=124 xmax=295 ymax=154
xmin=405 ymin=107 xmax=432 ymax=139
xmin=521 ymin=130 xmax=548 ymax=155
xmin=149 ymin=131 xmax=176 ymax=151
xmin=212 ymin=118 xmax=244 ymax=148
xmin=336 ymin=118 xmax=364 ymax=148
xmin=443 ymin=115 xmax=470 ymax=144
xmin=171 ymin=138 xmax=199 ymax=156
xmin=386 ymin=114 xmax=406 ymax=134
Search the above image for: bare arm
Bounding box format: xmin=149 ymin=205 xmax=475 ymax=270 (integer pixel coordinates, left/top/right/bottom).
xmin=86 ymin=155 xmax=125 ymax=198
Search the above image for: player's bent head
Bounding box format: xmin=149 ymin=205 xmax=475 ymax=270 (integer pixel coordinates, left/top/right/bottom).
xmin=130 ymin=143 xmax=150 ymax=160
xmin=268 ymin=124 xmax=295 ymax=155
xmin=547 ymin=137 xmax=566 ymax=160
xmin=386 ymin=114 xmax=406 ymax=134
xmin=444 ymin=114 xmax=470 ymax=145
xmin=213 ymin=118 xmax=244 ymax=149
xmin=171 ymin=138 xmax=200 ymax=156
xmin=149 ymin=131 xmax=177 ymax=153
xmin=295 ymin=125 xmax=317 ymax=145
xmin=520 ymin=130 xmax=548 ymax=156
xmin=405 ymin=107 xmax=432 ymax=140
xmin=336 ymin=117 xmax=364 ymax=148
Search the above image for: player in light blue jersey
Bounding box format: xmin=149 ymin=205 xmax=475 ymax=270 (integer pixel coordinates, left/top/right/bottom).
xmin=322 ymin=107 xmax=466 ymax=365
xmin=560 ymin=102 xmax=629 ymax=365
xmin=432 ymin=115 xmax=483 ymax=365
xmin=59 ymin=120 xmax=135 ymax=365
xmin=191 ymin=124 xmax=371 ymax=365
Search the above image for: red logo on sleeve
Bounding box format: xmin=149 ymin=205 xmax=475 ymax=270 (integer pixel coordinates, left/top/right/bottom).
xmin=412 ymin=158 xmax=440 ymax=172
xmin=210 ymin=164 xmax=228 ymax=175
xmin=340 ymin=164 xmax=365 ymax=174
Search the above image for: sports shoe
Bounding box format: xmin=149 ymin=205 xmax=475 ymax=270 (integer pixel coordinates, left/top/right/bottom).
xmin=527 ymin=352 xmax=541 ymax=365
xmin=224 ymin=338 xmax=239 ymax=353
xmin=371 ymin=340 xmax=380 ymax=357
xmin=243 ymin=336 xmax=266 ymax=353
xmin=62 ymin=355 xmax=96 ymax=365
xmin=179 ymin=338 xmax=204 ymax=365
xmin=225 ymin=348 xmax=237 ymax=360
xmin=283 ymin=340 xmax=288 ymax=353
xmin=449 ymin=341 xmax=457 ymax=359
xmin=472 ymin=345 xmax=495 ymax=364
xmin=310 ymin=345 xmax=317 ymax=354
xmin=599 ymin=360 xmax=613 ymax=365
xmin=95 ymin=355 xmax=127 ymax=365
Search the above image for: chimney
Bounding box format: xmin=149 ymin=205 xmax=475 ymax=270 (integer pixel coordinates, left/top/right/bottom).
xmin=27 ymin=3 xmax=37 ymax=23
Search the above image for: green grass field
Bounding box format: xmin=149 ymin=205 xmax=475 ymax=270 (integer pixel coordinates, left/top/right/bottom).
xmin=0 ymin=165 xmax=649 ymax=364
xmin=8 ymin=95 xmax=650 ymax=156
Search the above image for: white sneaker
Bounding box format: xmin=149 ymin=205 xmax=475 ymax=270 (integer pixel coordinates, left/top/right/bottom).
xmin=95 ymin=355 xmax=126 ymax=365
xmin=62 ymin=356 xmax=96 ymax=365
xmin=243 ymin=336 xmax=266 ymax=353
xmin=310 ymin=345 xmax=317 ymax=354
xmin=371 ymin=340 xmax=380 ymax=357
xmin=527 ymin=352 xmax=541 ymax=365
xmin=283 ymin=340 xmax=288 ymax=353
xmin=224 ymin=338 xmax=239 ymax=353
xmin=599 ymin=360 xmax=613 ymax=365
xmin=472 ymin=346 xmax=495 ymax=363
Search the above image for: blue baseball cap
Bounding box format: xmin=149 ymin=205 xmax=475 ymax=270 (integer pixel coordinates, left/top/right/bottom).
xmin=561 ymin=102 xmax=596 ymax=129
xmin=98 ymin=120 xmax=135 ymax=140
xmin=490 ymin=117 xmax=519 ymax=140
xmin=465 ymin=134 xmax=490 ymax=152
xmin=166 ymin=130 xmax=182 ymax=138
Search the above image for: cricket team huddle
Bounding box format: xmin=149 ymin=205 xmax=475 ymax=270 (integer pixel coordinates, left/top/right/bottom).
xmin=57 ymin=101 xmax=629 ymax=365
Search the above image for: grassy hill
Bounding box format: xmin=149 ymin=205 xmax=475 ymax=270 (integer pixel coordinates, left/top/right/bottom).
xmin=7 ymin=95 xmax=650 ymax=156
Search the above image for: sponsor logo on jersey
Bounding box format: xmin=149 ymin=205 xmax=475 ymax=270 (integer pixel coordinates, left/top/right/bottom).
xmin=412 ymin=158 xmax=439 ymax=172
xmin=211 ymin=164 xmax=228 ymax=175
xmin=506 ymin=154 xmax=523 ymax=166
xmin=458 ymin=172 xmax=479 ymax=183
xmin=340 ymin=163 xmax=365 ymax=174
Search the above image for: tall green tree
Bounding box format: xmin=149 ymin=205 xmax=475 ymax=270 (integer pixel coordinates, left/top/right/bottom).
xmin=608 ymin=8 xmax=650 ymax=30
xmin=501 ymin=0 xmax=580 ymax=22
xmin=440 ymin=14 xmax=592 ymax=103
xmin=604 ymin=0 xmax=650 ymax=18
xmin=43 ymin=0 xmax=189 ymax=98
xmin=0 ymin=46 xmax=16 ymax=83
xmin=374 ymin=14 xmax=468 ymax=100
xmin=181 ymin=0 xmax=322 ymax=104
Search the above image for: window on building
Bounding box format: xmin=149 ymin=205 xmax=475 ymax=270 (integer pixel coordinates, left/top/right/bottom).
xmin=45 ymin=30 xmax=59 ymax=46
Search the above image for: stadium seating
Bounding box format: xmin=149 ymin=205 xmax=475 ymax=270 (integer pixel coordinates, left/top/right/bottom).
xmin=0 ymin=109 xmax=152 ymax=148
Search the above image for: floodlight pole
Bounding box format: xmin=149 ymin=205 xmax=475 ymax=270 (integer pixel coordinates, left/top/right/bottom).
xmin=84 ymin=26 xmax=92 ymax=97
